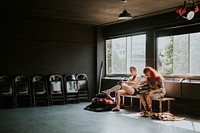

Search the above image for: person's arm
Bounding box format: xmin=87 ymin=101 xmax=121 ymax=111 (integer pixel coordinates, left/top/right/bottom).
xmin=150 ymin=78 xmax=166 ymax=94
xmin=126 ymin=75 xmax=144 ymax=88
xmin=126 ymin=76 xmax=134 ymax=83
xmin=132 ymin=77 xmax=142 ymax=88
xmin=125 ymin=76 xmax=134 ymax=84
xmin=149 ymin=89 xmax=162 ymax=95
xmin=118 ymin=80 xmax=125 ymax=85
xmin=159 ymin=79 xmax=166 ymax=95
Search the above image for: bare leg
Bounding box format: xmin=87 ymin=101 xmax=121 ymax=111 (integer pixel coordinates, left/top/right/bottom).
xmin=145 ymin=94 xmax=152 ymax=112
xmin=121 ymin=83 xmax=135 ymax=95
xmin=102 ymin=84 xmax=121 ymax=94
xmin=140 ymin=94 xmax=147 ymax=111
xmin=112 ymin=90 xmax=127 ymax=111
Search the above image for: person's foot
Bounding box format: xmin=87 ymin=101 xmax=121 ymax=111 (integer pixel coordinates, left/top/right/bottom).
xmin=148 ymin=109 xmax=152 ymax=113
xmin=101 ymin=90 xmax=110 ymax=95
xmin=111 ymin=106 xmax=120 ymax=111
xmin=147 ymin=106 xmax=152 ymax=113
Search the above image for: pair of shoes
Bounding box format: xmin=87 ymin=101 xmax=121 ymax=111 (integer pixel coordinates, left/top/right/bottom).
xmin=140 ymin=110 xmax=151 ymax=117
xmin=111 ymin=107 xmax=120 ymax=111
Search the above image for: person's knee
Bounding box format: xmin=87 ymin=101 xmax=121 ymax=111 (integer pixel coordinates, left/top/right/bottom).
xmin=115 ymin=91 xmax=123 ymax=97
xmin=120 ymin=83 xmax=127 ymax=88
xmin=115 ymin=91 xmax=118 ymax=96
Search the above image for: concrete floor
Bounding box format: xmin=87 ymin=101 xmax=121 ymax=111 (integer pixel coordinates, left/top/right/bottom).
xmin=0 ymin=102 xmax=200 ymax=133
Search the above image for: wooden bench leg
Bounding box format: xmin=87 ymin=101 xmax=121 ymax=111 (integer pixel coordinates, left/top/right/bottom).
xmin=122 ymin=96 xmax=125 ymax=105
xmin=159 ymin=100 xmax=162 ymax=113
xmin=168 ymin=100 xmax=171 ymax=112
xmin=158 ymin=100 xmax=172 ymax=113
xmin=130 ymin=97 xmax=133 ymax=107
xmin=139 ymin=100 xmax=142 ymax=111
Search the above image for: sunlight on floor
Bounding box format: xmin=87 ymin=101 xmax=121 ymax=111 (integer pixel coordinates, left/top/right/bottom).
xmin=153 ymin=120 xmax=200 ymax=132
xmin=116 ymin=111 xmax=200 ymax=132
xmin=118 ymin=112 xmax=141 ymax=119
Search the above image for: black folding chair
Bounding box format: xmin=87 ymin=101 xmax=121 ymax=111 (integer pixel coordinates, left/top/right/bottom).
xmin=32 ymin=75 xmax=50 ymax=106
xmin=76 ymin=73 xmax=90 ymax=102
xmin=14 ymin=75 xmax=32 ymax=107
xmin=64 ymin=74 xmax=79 ymax=104
xmin=0 ymin=75 xmax=15 ymax=108
xmin=49 ymin=74 xmax=65 ymax=105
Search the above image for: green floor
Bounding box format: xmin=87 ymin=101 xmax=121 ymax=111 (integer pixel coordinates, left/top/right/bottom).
xmin=0 ymin=102 xmax=200 ymax=133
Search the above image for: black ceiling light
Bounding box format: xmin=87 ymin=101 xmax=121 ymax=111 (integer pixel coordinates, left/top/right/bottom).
xmin=118 ymin=0 xmax=132 ymax=20
xmin=176 ymin=0 xmax=199 ymax=20
xmin=118 ymin=9 xmax=132 ymax=20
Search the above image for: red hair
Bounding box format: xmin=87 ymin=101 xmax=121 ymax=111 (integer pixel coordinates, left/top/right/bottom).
xmin=143 ymin=66 xmax=164 ymax=84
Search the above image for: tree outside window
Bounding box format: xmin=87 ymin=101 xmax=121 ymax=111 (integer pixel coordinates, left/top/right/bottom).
xmin=157 ymin=32 xmax=200 ymax=76
xmin=106 ymin=34 xmax=146 ymax=75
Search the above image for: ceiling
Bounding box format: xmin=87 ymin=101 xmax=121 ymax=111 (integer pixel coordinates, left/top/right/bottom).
xmin=0 ymin=0 xmax=192 ymax=26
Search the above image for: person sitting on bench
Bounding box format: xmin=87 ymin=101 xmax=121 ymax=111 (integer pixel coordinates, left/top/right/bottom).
xmin=102 ymin=66 xmax=142 ymax=111
xmin=140 ymin=66 xmax=166 ymax=113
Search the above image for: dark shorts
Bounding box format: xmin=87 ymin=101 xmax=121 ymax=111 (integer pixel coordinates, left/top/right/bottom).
xmin=133 ymin=88 xmax=140 ymax=95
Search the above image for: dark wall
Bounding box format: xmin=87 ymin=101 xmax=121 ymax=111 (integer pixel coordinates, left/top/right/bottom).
xmin=0 ymin=17 xmax=97 ymax=98
xmin=102 ymin=11 xmax=200 ymax=38
xmin=96 ymin=28 xmax=105 ymax=94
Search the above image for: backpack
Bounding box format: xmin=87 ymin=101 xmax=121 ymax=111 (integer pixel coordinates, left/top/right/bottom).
xmin=84 ymin=93 xmax=115 ymax=112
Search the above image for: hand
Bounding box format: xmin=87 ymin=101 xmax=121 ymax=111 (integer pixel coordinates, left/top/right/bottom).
xmin=118 ymin=80 xmax=124 ymax=85
xmin=148 ymin=91 xmax=153 ymax=95
xmin=148 ymin=90 xmax=156 ymax=96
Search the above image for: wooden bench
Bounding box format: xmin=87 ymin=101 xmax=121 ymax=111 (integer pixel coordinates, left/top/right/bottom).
xmin=121 ymin=94 xmax=175 ymax=113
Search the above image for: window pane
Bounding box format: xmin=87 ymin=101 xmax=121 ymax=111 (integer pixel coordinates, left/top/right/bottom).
xmin=106 ymin=34 xmax=146 ymax=75
xmin=111 ymin=37 xmax=127 ymax=74
xmin=173 ymin=34 xmax=188 ymax=75
xmin=157 ymin=32 xmax=200 ymax=76
xmin=131 ymin=34 xmax=146 ymax=75
xmin=106 ymin=38 xmax=127 ymax=74
xmin=190 ymin=33 xmax=200 ymax=75
xmin=126 ymin=37 xmax=132 ymax=73
xmin=157 ymin=36 xmax=173 ymax=75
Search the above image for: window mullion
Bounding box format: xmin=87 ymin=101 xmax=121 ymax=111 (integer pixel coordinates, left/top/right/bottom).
xmin=188 ymin=34 xmax=190 ymax=74
xmin=126 ymin=37 xmax=128 ymax=74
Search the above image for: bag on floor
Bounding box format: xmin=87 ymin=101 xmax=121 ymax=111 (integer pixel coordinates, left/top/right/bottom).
xmin=84 ymin=92 xmax=115 ymax=112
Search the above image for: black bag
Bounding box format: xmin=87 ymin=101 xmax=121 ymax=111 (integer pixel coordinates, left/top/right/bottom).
xmin=84 ymin=93 xmax=115 ymax=112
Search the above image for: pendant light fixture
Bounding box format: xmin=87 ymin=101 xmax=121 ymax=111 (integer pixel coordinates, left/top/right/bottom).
xmin=118 ymin=0 xmax=132 ymax=20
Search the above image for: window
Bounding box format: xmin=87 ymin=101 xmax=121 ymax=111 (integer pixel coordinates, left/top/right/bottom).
xmin=106 ymin=34 xmax=146 ymax=75
xmin=157 ymin=32 xmax=200 ymax=76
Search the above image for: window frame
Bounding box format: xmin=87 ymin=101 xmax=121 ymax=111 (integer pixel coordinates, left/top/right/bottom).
xmin=155 ymin=24 xmax=200 ymax=78
xmin=105 ymin=33 xmax=146 ymax=77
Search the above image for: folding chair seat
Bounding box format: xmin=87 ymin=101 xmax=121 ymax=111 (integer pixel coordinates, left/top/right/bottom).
xmin=49 ymin=74 xmax=65 ymax=105
xmin=64 ymin=74 xmax=79 ymax=104
xmin=32 ymin=75 xmax=49 ymax=106
xmin=0 ymin=75 xmax=15 ymax=108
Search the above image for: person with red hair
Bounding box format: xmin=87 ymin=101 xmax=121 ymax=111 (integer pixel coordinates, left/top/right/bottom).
xmin=140 ymin=66 xmax=166 ymax=113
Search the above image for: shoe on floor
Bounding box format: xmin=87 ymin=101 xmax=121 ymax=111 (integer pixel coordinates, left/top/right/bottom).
xmin=140 ymin=110 xmax=151 ymax=117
